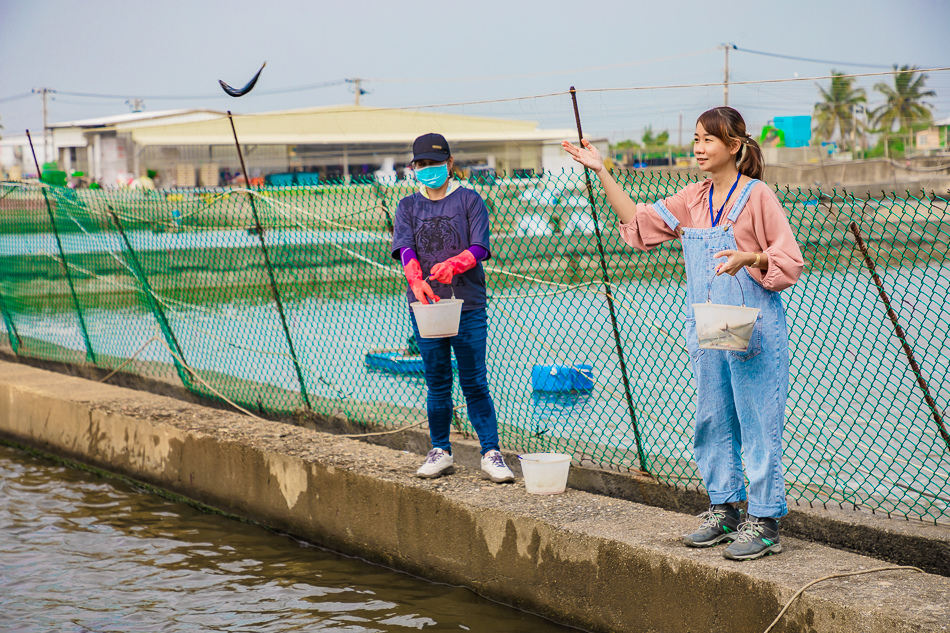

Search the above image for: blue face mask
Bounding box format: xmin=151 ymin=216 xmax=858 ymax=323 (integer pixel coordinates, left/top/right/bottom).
xmin=415 ymin=163 xmax=449 ymax=189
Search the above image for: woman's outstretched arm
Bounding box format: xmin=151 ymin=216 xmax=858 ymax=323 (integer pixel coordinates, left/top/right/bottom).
xmin=561 ymin=139 xmax=637 ymax=224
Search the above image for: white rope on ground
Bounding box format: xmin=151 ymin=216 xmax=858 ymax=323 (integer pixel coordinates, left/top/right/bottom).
xmin=761 ymin=566 xmax=923 ymax=633
xmin=97 ymin=335 xmax=161 ymax=383
xmin=153 ymin=336 xmax=263 ymax=420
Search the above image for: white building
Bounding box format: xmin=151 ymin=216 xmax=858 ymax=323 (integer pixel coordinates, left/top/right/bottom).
xmin=1 ymin=105 xmax=605 ymax=187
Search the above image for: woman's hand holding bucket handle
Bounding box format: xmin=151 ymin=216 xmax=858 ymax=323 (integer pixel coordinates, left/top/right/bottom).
xmin=714 ymin=249 xmax=768 ymax=276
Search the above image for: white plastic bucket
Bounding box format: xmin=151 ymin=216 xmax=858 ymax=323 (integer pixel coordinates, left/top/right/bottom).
xmin=692 ymin=273 xmax=761 ymax=352
xmin=692 ymin=302 xmax=760 ymax=351
xmin=411 ymin=298 xmax=464 ymax=338
xmin=519 ymin=453 xmax=571 ymax=495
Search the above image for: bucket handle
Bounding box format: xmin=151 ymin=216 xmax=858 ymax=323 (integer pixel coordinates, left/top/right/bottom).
xmin=426 ymin=275 xmax=456 ymax=300
xmin=705 ymin=272 xmax=748 ymax=307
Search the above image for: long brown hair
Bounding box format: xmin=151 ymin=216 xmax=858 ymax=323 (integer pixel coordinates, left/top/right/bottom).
xmin=696 ymin=107 xmax=764 ymax=180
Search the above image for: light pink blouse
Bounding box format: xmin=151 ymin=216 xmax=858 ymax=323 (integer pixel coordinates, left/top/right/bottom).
xmin=618 ymin=179 xmax=804 ymax=291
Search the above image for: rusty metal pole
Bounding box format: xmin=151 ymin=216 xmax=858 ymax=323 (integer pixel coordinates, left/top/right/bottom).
xmin=226 ymin=111 xmax=312 ymax=409
xmin=849 ymin=221 xmax=950 ymax=452
xmin=570 ymin=87 xmax=649 ymax=474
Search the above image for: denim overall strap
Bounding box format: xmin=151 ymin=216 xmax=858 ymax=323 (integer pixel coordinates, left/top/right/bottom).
xmin=679 ymin=183 xmax=790 ymax=518
xmin=725 ymin=179 xmax=760 ymax=224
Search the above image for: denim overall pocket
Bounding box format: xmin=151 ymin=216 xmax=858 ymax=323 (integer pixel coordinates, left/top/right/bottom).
xmin=728 ymin=313 xmax=763 ymax=361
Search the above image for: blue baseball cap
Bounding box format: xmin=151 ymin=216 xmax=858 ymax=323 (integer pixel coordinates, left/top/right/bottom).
xmin=412 ymin=133 xmax=451 ymax=163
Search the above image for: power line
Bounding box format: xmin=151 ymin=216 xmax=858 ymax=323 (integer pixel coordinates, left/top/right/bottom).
xmin=732 ymin=45 xmax=894 ymax=70
xmin=581 ymin=66 xmax=950 ymax=96
xmin=368 ymin=48 xmax=718 ymax=84
xmin=0 ymin=92 xmax=34 ymax=104
xmin=41 ymin=79 xmax=347 ymax=101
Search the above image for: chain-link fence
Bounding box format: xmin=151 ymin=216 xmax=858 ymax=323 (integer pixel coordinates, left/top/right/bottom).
xmin=0 ymin=172 xmax=947 ymax=524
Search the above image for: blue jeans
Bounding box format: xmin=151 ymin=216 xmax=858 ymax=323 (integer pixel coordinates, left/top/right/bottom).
xmin=410 ymin=307 xmax=500 ymax=455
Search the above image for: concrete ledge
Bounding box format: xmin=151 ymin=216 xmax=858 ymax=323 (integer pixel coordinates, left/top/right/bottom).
xmin=0 ymin=360 xmax=948 ymax=633
xmin=341 ymin=421 xmax=950 ymax=578
xmin=5 ymin=348 xmax=948 ymax=578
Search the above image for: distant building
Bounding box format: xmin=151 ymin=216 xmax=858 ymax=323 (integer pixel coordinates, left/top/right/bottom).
xmin=0 ymin=109 xmax=223 ymax=182
xmin=917 ymin=117 xmax=949 ymax=154
xmin=2 ymin=105 xmax=600 ymax=187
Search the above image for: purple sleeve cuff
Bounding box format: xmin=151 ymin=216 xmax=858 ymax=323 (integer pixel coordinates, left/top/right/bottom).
xmin=469 ymin=244 xmax=488 ymax=261
xmin=399 ymin=247 xmax=418 ymax=267
xmin=400 ymin=245 xmax=487 ymax=266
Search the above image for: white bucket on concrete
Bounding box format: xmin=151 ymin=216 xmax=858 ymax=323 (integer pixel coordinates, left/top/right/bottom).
xmin=411 ymin=298 xmax=464 ymax=338
xmin=519 ymin=453 xmax=571 ymax=495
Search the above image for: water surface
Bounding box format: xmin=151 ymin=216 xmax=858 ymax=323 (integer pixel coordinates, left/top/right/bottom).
xmin=0 ymin=445 xmax=577 ymax=632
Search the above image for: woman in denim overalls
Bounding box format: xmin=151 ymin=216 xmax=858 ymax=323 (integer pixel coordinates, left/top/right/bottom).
xmin=563 ymin=107 xmax=804 ymax=560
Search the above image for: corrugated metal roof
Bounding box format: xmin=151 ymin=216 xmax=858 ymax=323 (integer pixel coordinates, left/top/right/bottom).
xmin=109 ymin=104 xmax=577 ymax=146
xmin=49 ymin=109 xmax=225 ymax=129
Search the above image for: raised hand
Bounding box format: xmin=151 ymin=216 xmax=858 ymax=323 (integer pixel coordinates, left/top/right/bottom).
xmin=561 ymin=138 xmax=605 ymax=173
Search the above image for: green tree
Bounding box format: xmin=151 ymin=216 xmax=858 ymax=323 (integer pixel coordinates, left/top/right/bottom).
xmin=640 ymin=126 xmax=670 ymax=147
xmin=641 ymin=126 xmax=656 ymax=146
xmin=610 ymin=139 xmax=640 ymax=152
xmin=812 ymin=70 xmax=867 ymax=150
xmin=870 ymin=65 xmax=935 ymax=133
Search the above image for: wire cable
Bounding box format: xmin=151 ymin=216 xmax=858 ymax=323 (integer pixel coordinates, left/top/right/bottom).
xmin=733 ymin=45 xmax=898 ymax=70
xmin=0 ymin=92 xmax=34 ymax=104
xmin=369 ymin=49 xmax=718 ymax=84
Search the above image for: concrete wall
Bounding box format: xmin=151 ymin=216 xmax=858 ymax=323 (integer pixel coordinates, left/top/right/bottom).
xmin=0 ymin=360 xmax=948 ymax=633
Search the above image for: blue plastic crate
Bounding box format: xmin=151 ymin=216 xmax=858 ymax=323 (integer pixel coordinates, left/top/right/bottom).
xmin=531 ymin=364 xmax=594 ymax=392
xmin=295 ymin=172 xmax=321 ymax=186
xmin=265 ymin=173 xmax=295 ymax=186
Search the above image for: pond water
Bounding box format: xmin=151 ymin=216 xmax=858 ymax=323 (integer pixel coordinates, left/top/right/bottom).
xmin=0 ymin=444 xmax=578 ymax=632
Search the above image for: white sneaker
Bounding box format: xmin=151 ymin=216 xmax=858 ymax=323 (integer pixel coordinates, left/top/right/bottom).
xmin=415 ymin=448 xmax=455 ymax=478
xmin=480 ymin=450 xmax=515 ymax=483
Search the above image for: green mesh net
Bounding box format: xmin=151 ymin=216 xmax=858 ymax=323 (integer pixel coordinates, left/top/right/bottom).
xmin=1 ymin=173 xmax=947 ymax=524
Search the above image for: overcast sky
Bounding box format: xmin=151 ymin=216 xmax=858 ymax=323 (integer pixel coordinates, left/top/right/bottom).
xmin=2 ymin=0 xmax=949 ymax=143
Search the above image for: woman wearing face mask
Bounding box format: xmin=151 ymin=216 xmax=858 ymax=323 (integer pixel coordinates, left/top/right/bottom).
xmin=563 ymin=107 xmax=804 ymax=560
xmin=391 ymin=133 xmax=515 ymax=484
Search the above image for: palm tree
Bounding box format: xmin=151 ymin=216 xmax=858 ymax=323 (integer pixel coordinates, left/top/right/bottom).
xmin=870 ymin=65 xmax=935 ymax=133
xmin=813 ymin=70 xmax=867 ymax=150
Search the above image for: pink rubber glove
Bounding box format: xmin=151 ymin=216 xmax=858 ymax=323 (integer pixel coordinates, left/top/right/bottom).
xmin=429 ymin=250 xmax=477 ymax=284
xmin=404 ymin=259 xmax=439 ymax=304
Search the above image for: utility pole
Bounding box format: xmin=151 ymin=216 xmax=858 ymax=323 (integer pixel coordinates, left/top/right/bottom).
xmin=32 ymin=88 xmax=51 ymax=167
xmin=346 ymin=78 xmax=366 ymax=106
xmin=720 ymin=44 xmax=732 ymax=106
xmin=678 ymin=112 xmax=683 ymax=148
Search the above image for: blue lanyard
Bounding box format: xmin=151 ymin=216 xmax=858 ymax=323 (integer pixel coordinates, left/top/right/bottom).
xmin=709 ymin=173 xmax=741 ymax=227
